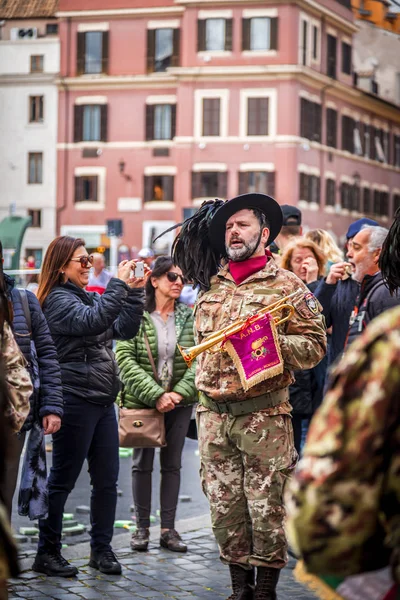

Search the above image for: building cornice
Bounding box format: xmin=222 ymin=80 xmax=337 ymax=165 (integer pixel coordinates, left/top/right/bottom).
xmin=56 ymin=6 xmax=184 ymax=19
xmin=0 ymin=73 xmax=58 ymax=85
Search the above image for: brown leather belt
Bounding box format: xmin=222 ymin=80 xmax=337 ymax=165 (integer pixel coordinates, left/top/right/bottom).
xmin=199 ymin=388 xmax=289 ymax=417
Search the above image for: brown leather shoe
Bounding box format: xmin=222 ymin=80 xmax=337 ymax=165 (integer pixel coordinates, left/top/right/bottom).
xmin=130 ymin=527 xmax=150 ymax=552
xmin=159 ymin=529 xmax=187 ymax=553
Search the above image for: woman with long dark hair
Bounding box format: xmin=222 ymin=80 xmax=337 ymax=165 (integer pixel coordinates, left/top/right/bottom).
xmin=32 ymin=236 xmax=146 ymax=578
xmin=116 ymin=257 xmax=197 ymax=554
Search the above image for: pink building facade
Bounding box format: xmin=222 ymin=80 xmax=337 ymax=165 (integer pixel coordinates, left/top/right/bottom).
xmin=56 ymin=0 xmax=400 ymax=255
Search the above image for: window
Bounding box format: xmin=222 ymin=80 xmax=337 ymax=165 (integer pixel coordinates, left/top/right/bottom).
xmin=46 ymin=23 xmax=58 ymax=35
xmin=394 ymin=134 xmax=400 ymax=167
xmin=202 ymin=98 xmax=220 ymax=136
xmin=373 ymin=190 xmax=389 ymax=217
xmin=145 ymin=104 xmax=176 ymax=141
xmin=301 ymin=20 xmax=308 ymax=66
xmin=144 ymin=175 xmax=174 ymax=202
xmin=28 ymin=209 xmax=42 ymax=228
xmin=341 ymin=41 xmax=352 ymax=75
xmin=325 ymin=179 xmax=336 ymax=206
xmin=326 ymin=108 xmax=337 ymax=147
xmin=340 ymin=182 xmax=352 ymax=210
xmin=352 ymin=185 xmax=360 ymax=212
xmin=363 ymin=187 xmax=371 ymax=214
xmin=312 ymin=25 xmax=319 ymax=61
xmin=29 ymin=96 xmax=44 ymax=123
xmin=77 ymin=31 xmax=109 ymax=75
xmin=30 ymin=55 xmax=43 ymax=73
xmin=299 ymin=173 xmax=320 ymax=203
xmin=28 ymin=153 xmax=43 ymax=184
xmin=192 ymin=171 xmax=227 ymax=199
xmin=197 ymin=18 xmax=232 ymax=52
xmin=300 ymin=98 xmax=321 ymax=142
xmin=247 ymin=98 xmax=269 ymax=136
xmin=74 ymin=105 xmax=108 ymax=142
xmin=374 ymin=129 xmax=387 ymax=163
xmin=147 ymin=28 xmax=180 ymax=73
xmin=75 ymin=175 xmax=98 ymax=202
xmin=393 ymin=193 xmax=400 ymax=217
xmin=239 ymin=171 xmax=275 ymax=196
xmin=342 ymin=115 xmax=355 ymax=153
xmin=327 ymin=34 xmax=337 ymax=79
xmin=242 ymin=17 xmax=278 ymax=51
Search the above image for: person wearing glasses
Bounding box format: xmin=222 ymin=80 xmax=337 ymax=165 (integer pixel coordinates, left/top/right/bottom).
xmin=116 ymin=256 xmax=197 ymax=554
xmin=32 ymin=236 xmax=147 ymax=578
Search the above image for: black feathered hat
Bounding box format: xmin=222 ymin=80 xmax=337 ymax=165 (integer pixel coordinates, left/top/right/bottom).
xmin=208 ymin=193 xmax=283 ymax=257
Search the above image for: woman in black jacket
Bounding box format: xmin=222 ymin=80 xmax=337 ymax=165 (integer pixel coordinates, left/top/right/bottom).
xmin=32 ymin=236 xmax=146 ymax=578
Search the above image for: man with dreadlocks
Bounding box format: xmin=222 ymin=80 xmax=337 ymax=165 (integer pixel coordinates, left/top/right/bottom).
xmin=171 ymin=193 xmax=326 ymax=600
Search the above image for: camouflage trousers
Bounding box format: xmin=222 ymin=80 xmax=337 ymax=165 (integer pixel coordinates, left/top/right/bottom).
xmin=197 ymin=407 xmax=297 ymax=569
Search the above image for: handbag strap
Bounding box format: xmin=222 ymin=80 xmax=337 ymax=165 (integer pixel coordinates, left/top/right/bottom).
xmin=143 ymin=331 xmax=159 ymax=383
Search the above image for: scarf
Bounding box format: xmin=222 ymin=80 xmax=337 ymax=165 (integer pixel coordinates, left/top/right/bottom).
xmin=229 ymin=253 xmax=269 ymax=285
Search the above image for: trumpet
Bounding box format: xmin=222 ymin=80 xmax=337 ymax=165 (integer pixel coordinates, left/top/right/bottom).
xmin=179 ymin=289 xmax=302 ymax=368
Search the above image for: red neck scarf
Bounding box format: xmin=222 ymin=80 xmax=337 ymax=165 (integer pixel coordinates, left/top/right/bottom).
xmin=229 ymin=252 xmax=270 ymax=285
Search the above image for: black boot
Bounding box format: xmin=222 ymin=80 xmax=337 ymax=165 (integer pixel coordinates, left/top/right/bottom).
xmin=89 ymin=548 xmax=122 ymax=575
xmin=226 ymin=564 xmax=255 ymax=600
xmin=32 ymin=551 xmax=78 ymax=577
xmin=255 ymin=567 xmax=280 ymax=600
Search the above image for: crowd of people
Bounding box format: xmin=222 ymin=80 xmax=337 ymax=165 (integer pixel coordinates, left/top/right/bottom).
xmin=0 ymin=195 xmax=398 ymax=600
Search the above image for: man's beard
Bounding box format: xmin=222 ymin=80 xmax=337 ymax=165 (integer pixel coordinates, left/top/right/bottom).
xmin=225 ymin=229 xmax=262 ymax=262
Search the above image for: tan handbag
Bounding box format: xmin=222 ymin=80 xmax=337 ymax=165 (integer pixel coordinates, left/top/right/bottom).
xmin=118 ymin=332 xmax=166 ymax=448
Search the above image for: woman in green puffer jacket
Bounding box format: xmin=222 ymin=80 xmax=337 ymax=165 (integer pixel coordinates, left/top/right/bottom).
xmin=116 ymin=256 xmax=197 ymax=555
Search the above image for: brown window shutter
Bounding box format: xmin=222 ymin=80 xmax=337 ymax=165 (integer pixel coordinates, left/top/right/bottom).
xmin=92 ymin=176 xmax=98 ymax=202
xmin=316 ymin=177 xmax=321 ymax=204
xmin=386 ymin=132 xmax=391 ymax=165
xmin=145 ymin=105 xmax=154 ymax=141
xmin=270 ymin=17 xmax=278 ymax=50
xmin=100 ymin=104 xmax=108 ymax=142
xmin=299 ymin=173 xmax=305 ymax=200
xmin=363 ymin=187 xmax=371 ymax=213
xmin=326 ymin=108 xmax=337 ymax=147
xmin=225 ymin=19 xmax=233 ymax=51
xmin=314 ymin=103 xmax=321 ymax=142
xmin=267 ymin=171 xmax=275 ymax=197
xmin=203 ymin=98 xmax=220 ymax=136
xmin=191 ymin=172 xmax=200 ymax=199
xmin=171 ymin=104 xmax=177 ymax=138
xmin=77 ymin=32 xmax=86 ymax=75
xmin=147 ymin=29 xmax=156 ymax=73
xmin=247 ymin=98 xmax=258 ymax=135
xmin=259 ymin=98 xmax=269 ymax=135
xmin=75 ymin=176 xmax=83 ymax=202
xmin=370 ymin=126 xmax=376 ymax=160
xmin=144 ymin=176 xmax=153 ymax=202
xmin=101 ymin=31 xmax=109 ymax=74
xmin=197 ymin=19 xmax=206 ymax=52
xmin=238 ymin=172 xmax=247 ymax=195
xmin=242 ymin=18 xmax=250 ymax=51
xmin=74 ymin=105 xmax=83 ymax=143
xmin=300 ymin=98 xmax=307 ymax=138
xmin=172 ymin=28 xmax=180 ymax=67
xmin=218 ymin=172 xmax=228 ymax=199
xmin=163 ymin=176 xmax=174 ymax=202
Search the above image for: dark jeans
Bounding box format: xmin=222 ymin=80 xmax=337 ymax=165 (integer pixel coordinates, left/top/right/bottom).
xmin=38 ymin=394 xmax=119 ymax=554
xmin=292 ymin=414 xmax=310 ymax=455
xmin=132 ymin=405 xmax=192 ymax=530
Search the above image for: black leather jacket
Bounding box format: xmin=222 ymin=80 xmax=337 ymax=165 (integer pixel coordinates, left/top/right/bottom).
xmin=43 ymin=278 xmax=144 ymax=405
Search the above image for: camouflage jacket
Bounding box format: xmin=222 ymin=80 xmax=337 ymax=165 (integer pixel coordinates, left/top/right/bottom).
xmin=194 ymin=258 xmax=327 ymax=404
xmin=285 ymin=306 xmax=400 ymax=582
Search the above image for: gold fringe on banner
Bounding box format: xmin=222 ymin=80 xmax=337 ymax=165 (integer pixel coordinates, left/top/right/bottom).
xmin=295 ymin=561 xmax=345 ymax=600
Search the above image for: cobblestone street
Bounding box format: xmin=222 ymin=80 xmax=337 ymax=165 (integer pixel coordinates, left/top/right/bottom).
xmin=9 ymin=525 xmax=316 ymax=600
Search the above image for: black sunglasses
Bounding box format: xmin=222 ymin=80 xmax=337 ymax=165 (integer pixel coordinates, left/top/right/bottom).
xmin=70 ymin=255 xmax=94 ymax=268
xmin=166 ymin=272 xmax=186 ymax=284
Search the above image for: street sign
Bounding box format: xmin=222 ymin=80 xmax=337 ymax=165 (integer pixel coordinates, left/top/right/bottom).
xmin=106 ymin=219 xmax=123 ymax=238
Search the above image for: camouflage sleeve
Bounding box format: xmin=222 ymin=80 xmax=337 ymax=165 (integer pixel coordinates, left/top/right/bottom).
xmin=2 ymin=322 xmax=32 ymax=432
xmin=285 ymin=311 xmax=400 ymax=578
xmin=278 ymin=283 xmax=327 ymax=371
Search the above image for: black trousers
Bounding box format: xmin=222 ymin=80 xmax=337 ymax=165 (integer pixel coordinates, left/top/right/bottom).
xmin=132 ymin=405 xmax=192 ymax=530
xmin=38 ymin=394 xmax=119 ymax=554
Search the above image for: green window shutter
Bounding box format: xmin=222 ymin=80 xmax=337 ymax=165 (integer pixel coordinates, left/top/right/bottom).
xmin=172 ymin=28 xmax=180 ymax=67
xmin=100 ymin=104 xmax=108 ymax=142
xmin=270 ymin=17 xmax=278 ymax=50
xmin=145 ymin=105 xmax=154 ymax=141
xmin=76 ymin=32 xmax=86 ymax=75
xmin=101 ymin=31 xmax=109 ymax=74
xmin=147 ymin=29 xmax=155 ymax=73
xmin=197 ymin=19 xmax=206 ymax=52
xmin=74 ymin=105 xmax=83 ymax=143
xmin=225 ymin=19 xmax=233 ymax=51
xmin=242 ymin=18 xmax=250 ymax=51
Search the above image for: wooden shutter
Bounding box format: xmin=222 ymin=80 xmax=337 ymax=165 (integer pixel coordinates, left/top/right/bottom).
xmin=171 ymin=105 xmax=177 ymax=139
xmin=225 ymin=19 xmax=233 ymax=51
xmin=76 ymin=32 xmax=86 ymax=75
xmin=242 ymin=18 xmax=250 ymax=51
xmin=238 ymin=172 xmax=247 ymax=195
xmin=101 ymin=31 xmax=109 ymax=74
xmin=203 ymin=98 xmax=220 ymax=136
xmin=247 ymin=98 xmax=269 ymax=135
xmin=315 ymin=177 xmax=321 ymax=204
xmin=370 ymin=126 xmax=376 ymax=160
xmin=144 ymin=176 xmax=153 ymax=202
xmin=74 ymin=105 xmax=83 ymax=143
xmin=314 ymin=103 xmax=322 ymax=142
xmin=327 ymin=34 xmax=337 ymax=79
xmin=147 ymin=29 xmax=155 ymax=73
xmin=218 ymin=172 xmax=228 ymax=199
xmin=100 ymin=104 xmax=108 ymax=142
xmin=341 ymin=42 xmax=351 ymax=75
xmin=326 ymin=179 xmax=335 ymax=206
xmin=75 ymin=176 xmax=83 ymax=202
xmin=270 ymin=17 xmax=278 ymax=50
xmin=197 ymin=19 xmax=206 ymax=52
xmin=386 ymin=132 xmax=391 ymax=165
xmin=172 ymin=28 xmax=180 ymax=67
xmin=300 ymin=173 xmax=306 ymax=201
xmin=92 ymin=176 xmax=98 ymax=202
xmin=145 ymin=105 xmax=154 ymax=141
xmin=326 ymin=108 xmax=337 ymax=147
xmin=267 ymin=171 xmax=275 ymax=197
xmin=191 ymin=172 xmax=201 ymax=199
xmin=163 ymin=176 xmax=174 ymax=202
xmin=363 ymin=188 xmax=371 ymax=213
xmin=300 ymin=98 xmax=307 ymax=138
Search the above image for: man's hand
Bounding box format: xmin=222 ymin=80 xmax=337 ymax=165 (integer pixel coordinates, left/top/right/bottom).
xmin=42 ymin=414 xmax=61 ymax=435
xmin=326 ymin=261 xmax=352 ymax=285
xmin=156 ymin=393 xmax=176 ymax=413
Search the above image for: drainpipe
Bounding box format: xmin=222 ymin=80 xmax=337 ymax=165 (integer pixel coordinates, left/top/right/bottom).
xmin=56 ymin=16 xmax=72 ymax=235
xmin=319 ymin=81 xmax=334 ymax=206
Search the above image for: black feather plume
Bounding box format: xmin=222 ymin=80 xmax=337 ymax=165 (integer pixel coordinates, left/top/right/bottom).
xmin=379 ymin=207 xmax=400 ymax=295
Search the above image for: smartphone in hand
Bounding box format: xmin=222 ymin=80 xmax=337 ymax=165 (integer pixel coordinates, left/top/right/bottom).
xmin=134 ymin=261 xmax=144 ymax=278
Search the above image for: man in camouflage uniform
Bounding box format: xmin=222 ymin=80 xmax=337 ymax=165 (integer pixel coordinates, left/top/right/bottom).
xmin=194 ymin=194 xmax=327 ymax=600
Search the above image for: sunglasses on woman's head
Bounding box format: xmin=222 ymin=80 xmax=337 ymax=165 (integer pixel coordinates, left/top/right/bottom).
xmin=166 ymin=272 xmax=186 ymax=284
xmin=70 ymin=255 xmax=94 ymax=268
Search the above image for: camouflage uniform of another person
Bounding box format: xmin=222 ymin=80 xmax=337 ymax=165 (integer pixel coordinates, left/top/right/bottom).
xmin=192 ymin=194 xmax=327 ymax=599
xmin=285 ymin=306 xmax=400 ymax=595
